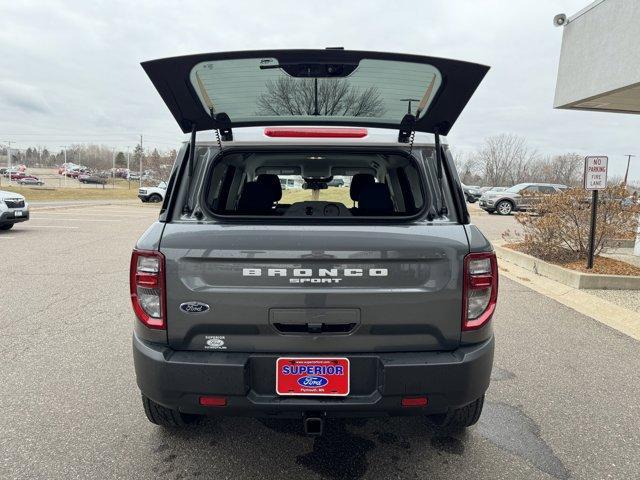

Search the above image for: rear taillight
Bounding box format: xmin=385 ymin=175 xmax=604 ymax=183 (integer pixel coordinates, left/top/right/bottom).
xmin=264 ymin=127 xmax=368 ymax=138
xmin=130 ymin=249 xmax=166 ymax=329
xmin=462 ymin=252 xmax=498 ymax=331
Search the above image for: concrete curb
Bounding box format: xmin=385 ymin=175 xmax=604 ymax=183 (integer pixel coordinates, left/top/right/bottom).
xmin=495 ymin=245 xmax=640 ymax=290
xmin=604 ymin=238 xmax=636 ymax=248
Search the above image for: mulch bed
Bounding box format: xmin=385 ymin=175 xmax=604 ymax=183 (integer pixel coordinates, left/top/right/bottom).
xmin=503 ymin=243 xmax=640 ymax=276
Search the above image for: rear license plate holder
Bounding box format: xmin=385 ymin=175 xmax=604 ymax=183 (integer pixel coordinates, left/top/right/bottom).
xmin=276 ymin=357 xmax=350 ymax=396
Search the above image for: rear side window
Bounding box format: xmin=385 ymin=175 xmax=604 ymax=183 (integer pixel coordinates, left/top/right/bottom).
xmin=201 ymin=150 xmax=428 ymax=220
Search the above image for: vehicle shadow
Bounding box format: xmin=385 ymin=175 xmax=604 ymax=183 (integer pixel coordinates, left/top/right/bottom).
xmin=146 ymin=415 xmax=469 ymax=480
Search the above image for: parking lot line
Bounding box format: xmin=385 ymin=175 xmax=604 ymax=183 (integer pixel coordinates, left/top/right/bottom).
xmin=29 ymin=212 xmax=156 ymax=218
xmin=29 ymin=217 xmax=121 ymax=222
xmin=19 ymin=225 xmax=80 ymax=229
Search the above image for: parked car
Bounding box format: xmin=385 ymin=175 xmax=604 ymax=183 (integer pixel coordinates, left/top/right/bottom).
xmin=138 ymin=181 xmax=167 ymax=202
xmin=17 ymin=177 xmax=44 ymax=186
xmin=0 ymin=190 xmax=29 ymax=230
xmin=131 ymin=50 xmax=496 ymax=433
xmin=479 ymin=183 xmax=567 ymax=215
xmin=327 ymin=177 xmax=345 ymax=188
xmin=78 ymin=174 xmax=108 ymax=185
xmin=461 ymin=183 xmax=482 ymax=203
xmin=480 ymin=186 xmax=506 ymax=194
xmin=9 ymin=172 xmax=36 ymax=181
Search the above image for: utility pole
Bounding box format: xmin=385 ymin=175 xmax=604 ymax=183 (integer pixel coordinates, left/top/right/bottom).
xmin=112 ymin=148 xmax=116 ymax=189
xmin=61 ymin=146 xmax=68 ymax=188
xmin=0 ymin=141 xmax=10 ymax=188
xmin=623 ymin=154 xmax=635 ymax=186
xmin=139 ymin=134 xmax=143 ymax=188
xmin=6 ymin=141 xmax=11 ymax=187
xmin=126 ymin=146 xmax=131 ymax=189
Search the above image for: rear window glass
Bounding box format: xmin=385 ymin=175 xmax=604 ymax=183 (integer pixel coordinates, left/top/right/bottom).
xmin=189 ymin=58 xmax=442 ymax=126
xmin=202 ymin=150 xmax=428 ymax=219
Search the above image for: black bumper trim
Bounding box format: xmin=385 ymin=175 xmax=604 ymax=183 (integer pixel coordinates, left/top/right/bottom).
xmin=133 ymin=333 xmax=494 ymax=417
xmin=0 ymin=210 xmax=29 ymax=224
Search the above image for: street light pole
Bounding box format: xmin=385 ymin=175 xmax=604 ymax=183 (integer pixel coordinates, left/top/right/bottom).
xmin=7 ymin=141 xmax=11 ymax=187
xmin=139 ymin=134 xmax=143 ymax=188
xmin=61 ymin=146 xmax=68 ymax=188
xmin=623 ymin=154 xmax=635 ymax=186
xmin=126 ymin=146 xmax=131 ymax=189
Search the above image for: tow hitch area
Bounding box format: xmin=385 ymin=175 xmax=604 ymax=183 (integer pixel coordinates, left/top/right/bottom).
xmin=303 ymin=413 xmax=325 ymax=436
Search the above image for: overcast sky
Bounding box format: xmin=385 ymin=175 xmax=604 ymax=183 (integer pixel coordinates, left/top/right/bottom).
xmin=0 ymin=0 xmax=637 ymax=180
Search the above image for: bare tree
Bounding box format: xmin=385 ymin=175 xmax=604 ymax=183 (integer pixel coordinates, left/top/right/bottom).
xmin=476 ymin=134 xmax=539 ymax=186
xmin=256 ymin=77 xmax=386 ymax=117
xmin=452 ymin=150 xmax=483 ymax=185
xmin=532 ymin=153 xmax=583 ymax=186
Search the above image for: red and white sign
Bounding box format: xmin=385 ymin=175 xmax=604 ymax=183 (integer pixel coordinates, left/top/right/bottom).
xmin=276 ymin=357 xmax=350 ymax=396
xmin=583 ymin=156 xmax=608 ymax=190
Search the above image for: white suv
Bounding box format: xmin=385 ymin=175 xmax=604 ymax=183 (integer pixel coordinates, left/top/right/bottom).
xmin=0 ymin=190 xmax=29 ymax=230
xmin=138 ymin=182 xmax=167 ymax=203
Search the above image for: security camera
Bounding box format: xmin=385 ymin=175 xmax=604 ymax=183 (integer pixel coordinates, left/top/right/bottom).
xmin=553 ymin=14 xmax=567 ymax=27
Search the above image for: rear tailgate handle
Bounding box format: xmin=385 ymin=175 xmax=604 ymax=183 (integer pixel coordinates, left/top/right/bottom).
xmin=269 ymin=308 xmax=360 ymax=335
xmin=272 ymin=322 xmax=358 ymax=335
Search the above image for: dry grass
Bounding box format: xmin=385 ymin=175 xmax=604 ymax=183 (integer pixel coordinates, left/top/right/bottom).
xmin=2 ymin=185 xmax=140 ymax=201
xmin=281 ymin=187 xmax=352 ymax=206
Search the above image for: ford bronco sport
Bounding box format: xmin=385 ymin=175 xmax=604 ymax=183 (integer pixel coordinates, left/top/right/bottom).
xmin=132 ymin=50 xmax=496 ymax=435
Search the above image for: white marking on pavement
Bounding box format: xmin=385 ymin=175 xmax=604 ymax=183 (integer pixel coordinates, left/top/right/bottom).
xmin=20 ymin=225 xmax=80 ymax=229
xmin=29 ymin=218 xmax=121 ymax=222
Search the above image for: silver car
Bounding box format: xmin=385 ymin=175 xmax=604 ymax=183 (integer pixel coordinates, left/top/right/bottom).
xmin=478 ymin=182 xmax=567 ymax=215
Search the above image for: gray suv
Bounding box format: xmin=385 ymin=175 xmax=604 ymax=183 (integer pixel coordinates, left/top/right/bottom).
xmin=132 ymin=50 xmax=496 ymax=435
xmin=479 ymin=182 xmax=568 ymax=215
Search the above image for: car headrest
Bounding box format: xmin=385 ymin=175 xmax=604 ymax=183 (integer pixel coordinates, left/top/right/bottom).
xmin=256 ymin=174 xmax=282 ymax=202
xmin=357 ymin=183 xmax=394 ymax=215
xmin=237 ymin=182 xmax=274 ymax=214
xmin=350 ymin=174 xmax=376 ymax=201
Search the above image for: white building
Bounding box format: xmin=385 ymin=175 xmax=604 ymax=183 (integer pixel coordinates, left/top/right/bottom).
xmin=554 ymin=0 xmax=640 ymax=114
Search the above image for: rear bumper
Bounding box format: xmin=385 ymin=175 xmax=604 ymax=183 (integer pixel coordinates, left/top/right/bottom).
xmin=133 ymin=333 xmax=494 ymax=418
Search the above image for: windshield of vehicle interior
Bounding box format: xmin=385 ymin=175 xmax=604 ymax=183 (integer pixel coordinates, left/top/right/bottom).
xmin=201 ymin=150 xmax=429 ymax=219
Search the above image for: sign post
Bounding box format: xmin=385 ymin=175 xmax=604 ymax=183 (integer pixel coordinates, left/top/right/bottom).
xmin=583 ymin=156 xmax=608 ymax=269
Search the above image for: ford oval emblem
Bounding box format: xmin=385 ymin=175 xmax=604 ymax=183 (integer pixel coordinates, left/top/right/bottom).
xmin=180 ymin=302 xmax=210 ymax=314
xmin=297 ymin=375 xmax=328 ymax=387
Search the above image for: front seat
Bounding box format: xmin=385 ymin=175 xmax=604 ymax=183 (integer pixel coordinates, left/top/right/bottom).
xmin=349 ymin=174 xmax=376 ymax=205
xmin=237 ymin=182 xmax=274 ymax=214
xmin=356 ymin=183 xmax=394 ymax=216
xmin=256 ymin=174 xmax=282 ymax=203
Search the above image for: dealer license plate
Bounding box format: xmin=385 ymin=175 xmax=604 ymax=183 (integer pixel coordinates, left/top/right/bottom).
xmin=276 ymin=357 xmax=350 ymax=396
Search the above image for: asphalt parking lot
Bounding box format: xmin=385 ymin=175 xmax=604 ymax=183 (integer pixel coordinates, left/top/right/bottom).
xmin=1 ymin=203 xmax=639 ymax=480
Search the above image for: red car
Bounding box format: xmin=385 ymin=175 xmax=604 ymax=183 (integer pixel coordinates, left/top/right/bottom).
xmin=9 ymin=172 xmax=35 ymax=181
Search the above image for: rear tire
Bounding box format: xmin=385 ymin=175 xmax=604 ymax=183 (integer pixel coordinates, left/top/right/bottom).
xmin=430 ymin=395 xmax=484 ymax=430
xmin=141 ymin=395 xmax=201 ymax=427
xmin=0 ymin=223 xmax=14 ymax=230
